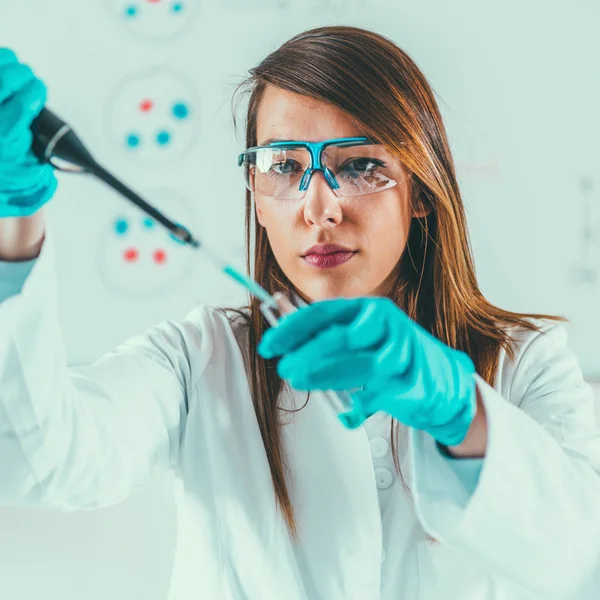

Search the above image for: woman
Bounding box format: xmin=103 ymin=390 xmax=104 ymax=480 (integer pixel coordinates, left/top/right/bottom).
xmin=1 ymin=26 xmax=600 ymax=600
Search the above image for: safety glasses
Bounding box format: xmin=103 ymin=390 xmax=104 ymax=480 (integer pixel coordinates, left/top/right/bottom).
xmin=238 ymin=137 xmax=407 ymax=201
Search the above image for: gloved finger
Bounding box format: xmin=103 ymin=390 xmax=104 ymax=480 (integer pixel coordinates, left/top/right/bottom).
xmin=0 ymin=48 xmax=18 ymax=68
xmin=0 ymin=61 xmax=36 ymax=105
xmin=258 ymin=297 xmax=369 ymax=358
xmin=0 ymin=128 xmax=32 ymax=162
xmin=344 ymin=389 xmax=383 ymax=418
xmin=0 ymin=173 xmax=57 ymax=217
xmin=0 ymin=78 xmax=46 ymax=139
xmin=0 ymin=48 xmax=17 ymax=64
xmin=280 ymin=351 xmax=376 ymax=391
xmin=275 ymin=312 xmax=387 ymax=376
xmin=275 ymin=323 xmax=351 ymax=365
xmin=349 ymin=387 xmax=426 ymax=427
xmin=0 ymin=160 xmax=50 ymax=187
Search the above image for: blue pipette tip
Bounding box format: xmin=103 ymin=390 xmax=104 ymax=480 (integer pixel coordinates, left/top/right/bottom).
xmin=223 ymin=265 xmax=277 ymax=307
xmin=192 ymin=241 xmax=276 ymax=307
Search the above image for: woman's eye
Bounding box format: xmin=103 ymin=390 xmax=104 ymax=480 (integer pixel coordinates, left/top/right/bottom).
xmin=341 ymin=158 xmax=385 ymax=173
xmin=271 ymin=161 xmax=298 ymax=175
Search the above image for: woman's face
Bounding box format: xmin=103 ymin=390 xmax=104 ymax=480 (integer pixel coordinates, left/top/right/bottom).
xmin=254 ymin=85 xmax=423 ymax=301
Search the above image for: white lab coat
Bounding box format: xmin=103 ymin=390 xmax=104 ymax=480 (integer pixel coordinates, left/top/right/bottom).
xmin=1 ymin=232 xmax=600 ymax=600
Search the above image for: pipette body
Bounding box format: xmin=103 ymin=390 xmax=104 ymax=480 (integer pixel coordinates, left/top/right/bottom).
xmin=30 ymin=108 xmax=201 ymax=249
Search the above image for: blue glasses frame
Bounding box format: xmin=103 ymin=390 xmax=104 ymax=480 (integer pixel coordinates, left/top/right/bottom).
xmin=237 ymin=136 xmax=377 ymax=193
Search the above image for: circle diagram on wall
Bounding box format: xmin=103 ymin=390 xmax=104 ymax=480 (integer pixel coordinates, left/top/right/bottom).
xmin=96 ymin=189 xmax=200 ymax=296
xmin=104 ymin=67 xmax=199 ymax=161
xmin=108 ymin=0 xmax=199 ymax=39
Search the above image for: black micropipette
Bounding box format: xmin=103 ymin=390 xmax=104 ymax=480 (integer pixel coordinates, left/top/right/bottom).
xmin=28 ymin=107 xmax=279 ymax=308
xmin=29 ymin=108 xmax=200 ymax=249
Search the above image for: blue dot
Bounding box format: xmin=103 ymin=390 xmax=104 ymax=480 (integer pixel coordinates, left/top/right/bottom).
xmin=126 ymin=133 xmax=141 ymax=149
xmin=143 ymin=218 xmax=155 ymax=229
xmin=156 ymin=130 xmax=172 ymax=146
xmin=172 ymin=102 xmax=189 ymax=120
xmin=114 ymin=218 xmax=129 ymax=236
xmin=124 ymin=5 xmax=138 ymax=18
xmin=171 ymin=2 xmax=184 ymax=13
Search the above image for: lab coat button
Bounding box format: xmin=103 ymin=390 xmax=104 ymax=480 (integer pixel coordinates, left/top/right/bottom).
xmin=369 ymin=436 xmax=389 ymax=458
xmin=374 ymin=467 xmax=393 ymax=489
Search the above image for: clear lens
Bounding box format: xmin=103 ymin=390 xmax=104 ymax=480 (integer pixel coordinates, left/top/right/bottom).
xmin=322 ymin=144 xmax=403 ymax=197
xmin=241 ymin=143 xmax=406 ymax=200
xmin=242 ymin=147 xmax=309 ymax=200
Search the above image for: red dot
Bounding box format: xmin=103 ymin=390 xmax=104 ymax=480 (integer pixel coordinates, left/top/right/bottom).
xmin=153 ymin=249 xmax=167 ymax=264
xmin=139 ymin=99 xmax=154 ymax=113
xmin=123 ymin=248 xmax=139 ymax=263
xmin=147 ymin=0 xmax=161 ymax=3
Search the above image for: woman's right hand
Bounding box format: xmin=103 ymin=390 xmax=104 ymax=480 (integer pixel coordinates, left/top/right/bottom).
xmin=0 ymin=48 xmax=57 ymax=219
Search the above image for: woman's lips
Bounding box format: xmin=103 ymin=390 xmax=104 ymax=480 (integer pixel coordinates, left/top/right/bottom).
xmin=303 ymin=251 xmax=357 ymax=269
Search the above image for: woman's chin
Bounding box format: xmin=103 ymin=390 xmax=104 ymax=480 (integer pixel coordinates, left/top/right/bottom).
xmin=293 ymin=282 xmax=371 ymax=302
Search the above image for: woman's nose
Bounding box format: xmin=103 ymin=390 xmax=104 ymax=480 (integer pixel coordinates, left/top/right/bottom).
xmin=302 ymin=171 xmax=343 ymax=228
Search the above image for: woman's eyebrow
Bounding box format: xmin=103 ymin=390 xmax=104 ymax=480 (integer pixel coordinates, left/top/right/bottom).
xmin=258 ymin=137 xmax=291 ymax=146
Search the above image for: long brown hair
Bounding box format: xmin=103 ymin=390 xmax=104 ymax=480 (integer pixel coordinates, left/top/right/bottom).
xmin=225 ymin=25 xmax=560 ymax=541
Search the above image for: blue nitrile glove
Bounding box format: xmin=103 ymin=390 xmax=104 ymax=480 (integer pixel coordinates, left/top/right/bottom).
xmin=0 ymin=48 xmax=58 ymax=218
xmin=258 ymin=297 xmax=477 ymax=446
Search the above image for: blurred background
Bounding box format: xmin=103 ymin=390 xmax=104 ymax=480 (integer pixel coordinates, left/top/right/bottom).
xmin=0 ymin=0 xmax=598 ymax=598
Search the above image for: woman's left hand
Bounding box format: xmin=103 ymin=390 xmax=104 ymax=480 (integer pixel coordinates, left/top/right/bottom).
xmin=258 ymin=297 xmax=477 ymax=447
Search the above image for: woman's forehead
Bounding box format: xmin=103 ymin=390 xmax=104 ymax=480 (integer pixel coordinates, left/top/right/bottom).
xmin=256 ymin=85 xmax=365 ymax=145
